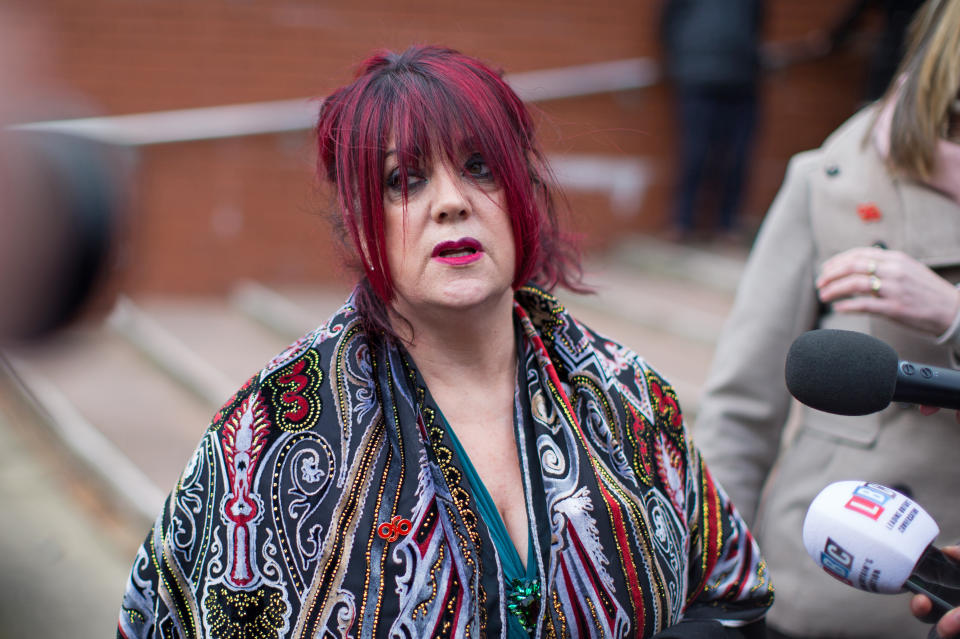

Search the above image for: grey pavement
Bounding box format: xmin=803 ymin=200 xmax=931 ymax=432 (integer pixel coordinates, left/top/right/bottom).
xmin=0 ymin=366 xmax=142 ymax=639
xmin=0 ymin=233 xmax=747 ymax=637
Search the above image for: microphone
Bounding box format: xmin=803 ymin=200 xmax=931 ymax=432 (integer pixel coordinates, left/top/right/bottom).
xmin=803 ymin=481 xmax=960 ymax=615
xmin=785 ymin=329 xmax=960 ymax=416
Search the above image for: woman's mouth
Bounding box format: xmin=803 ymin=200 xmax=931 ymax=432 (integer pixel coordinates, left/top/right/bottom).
xmin=432 ymin=237 xmax=483 ymax=265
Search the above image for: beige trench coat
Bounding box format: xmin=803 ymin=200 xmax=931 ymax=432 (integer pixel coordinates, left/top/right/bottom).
xmin=694 ymin=106 xmax=960 ymax=638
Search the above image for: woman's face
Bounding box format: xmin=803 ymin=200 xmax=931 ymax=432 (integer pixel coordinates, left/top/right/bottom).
xmin=382 ymin=142 xmax=517 ymax=319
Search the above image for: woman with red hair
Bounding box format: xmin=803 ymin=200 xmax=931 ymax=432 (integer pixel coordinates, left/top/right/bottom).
xmin=117 ymin=46 xmax=772 ymax=638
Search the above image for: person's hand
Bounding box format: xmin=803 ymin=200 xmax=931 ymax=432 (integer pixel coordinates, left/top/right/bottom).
xmin=817 ymin=247 xmax=960 ymax=336
xmin=910 ymin=545 xmax=960 ymax=638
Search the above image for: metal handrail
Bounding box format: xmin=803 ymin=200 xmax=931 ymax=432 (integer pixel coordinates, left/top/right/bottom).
xmin=14 ymin=58 xmax=659 ymax=146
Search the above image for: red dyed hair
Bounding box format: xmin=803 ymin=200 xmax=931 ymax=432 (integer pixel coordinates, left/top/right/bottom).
xmin=316 ymin=45 xmax=583 ymax=332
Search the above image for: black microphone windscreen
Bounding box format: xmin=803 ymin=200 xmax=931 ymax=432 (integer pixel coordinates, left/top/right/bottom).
xmin=785 ymin=329 xmax=899 ymax=416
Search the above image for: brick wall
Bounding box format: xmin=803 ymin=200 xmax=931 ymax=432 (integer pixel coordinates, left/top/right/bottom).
xmin=21 ymin=1 xmax=888 ymax=293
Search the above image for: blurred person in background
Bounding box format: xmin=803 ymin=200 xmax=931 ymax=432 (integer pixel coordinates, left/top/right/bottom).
xmin=117 ymin=45 xmax=774 ymax=639
xmin=660 ymin=0 xmax=763 ymax=244
xmin=764 ymin=0 xmax=925 ymax=104
xmin=693 ymin=0 xmax=960 ymax=637
xmin=817 ymin=0 xmax=926 ymax=102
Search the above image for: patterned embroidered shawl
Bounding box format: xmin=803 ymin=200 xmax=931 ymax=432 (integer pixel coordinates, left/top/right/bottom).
xmin=118 ymin=284 xmax=773 ymax=638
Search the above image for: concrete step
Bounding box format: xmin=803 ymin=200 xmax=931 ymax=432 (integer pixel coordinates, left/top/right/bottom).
xmin=116 ymin=294 xmax=294 ymax=406
xmin=231 ymin=280 xmax=352 ymax=342
xmin=4 ymin=327 xmax=209 ymax=521
xmin=0 ymin=368 xmax=141 ymax=639
xmin=605 ymin=234 xmax=749 ymax=295
xmin=575 ymin=259 xmax=734 ymax=345
xmin=1 ymin=287 xmax=358 ymax=524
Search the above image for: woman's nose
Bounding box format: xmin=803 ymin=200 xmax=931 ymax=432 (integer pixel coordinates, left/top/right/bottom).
xmin=430 ymin=166 xmax=469 ymax=222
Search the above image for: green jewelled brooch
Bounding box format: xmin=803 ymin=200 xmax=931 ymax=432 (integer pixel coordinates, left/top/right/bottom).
xmin=506 ymin=577 xmax=541 ymax=633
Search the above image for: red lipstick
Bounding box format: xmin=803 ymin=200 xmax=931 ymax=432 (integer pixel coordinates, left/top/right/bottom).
xmin=431 ymin=237 xmax=483 ymax=265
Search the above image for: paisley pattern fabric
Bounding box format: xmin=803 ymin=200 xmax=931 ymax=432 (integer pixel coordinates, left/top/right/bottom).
xmin=118 ymin=284 xmax=773 ymax=639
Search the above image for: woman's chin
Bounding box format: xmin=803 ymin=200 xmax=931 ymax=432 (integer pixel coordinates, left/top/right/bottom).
xmin=440 ymin=281 xmax=512 ymax=310
xmin=395 ymin=282 xmax=512 ymax=318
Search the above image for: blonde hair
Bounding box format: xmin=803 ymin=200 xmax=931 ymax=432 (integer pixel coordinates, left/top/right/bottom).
xmin=885 ymin=0 xmax=960 ymax=178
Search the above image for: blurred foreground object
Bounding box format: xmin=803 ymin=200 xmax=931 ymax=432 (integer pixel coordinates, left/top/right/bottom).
xmin=0 ymin=6 xmax=125 ymax=344
xmin=0 ymin=129 xmax=122 ymax=342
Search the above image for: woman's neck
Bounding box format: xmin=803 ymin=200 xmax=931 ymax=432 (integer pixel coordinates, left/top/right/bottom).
xmin=396 ymin=290 xmax=528 ymax=566
xmin=392 ymin=289 xmax=517 ymax=389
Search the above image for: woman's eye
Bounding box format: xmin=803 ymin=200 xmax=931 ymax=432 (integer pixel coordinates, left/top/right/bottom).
xmin=385 ymin=168 xmax=423 ymax=193
xmin=464 ymin=154 xmax=492 ymax=180
xmin=385 ymin=169 xmax=402 ymax=191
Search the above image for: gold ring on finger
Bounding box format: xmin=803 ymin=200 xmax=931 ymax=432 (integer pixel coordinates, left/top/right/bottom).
xmin=866 ymin=260 xmax=878 ymax=276
xmin=869 ymin=275 xmax=882 ymax=295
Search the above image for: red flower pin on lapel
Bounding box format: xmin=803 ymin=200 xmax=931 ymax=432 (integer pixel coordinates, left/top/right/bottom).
xmin=857 ymin=203 xmax=882 ymax=222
